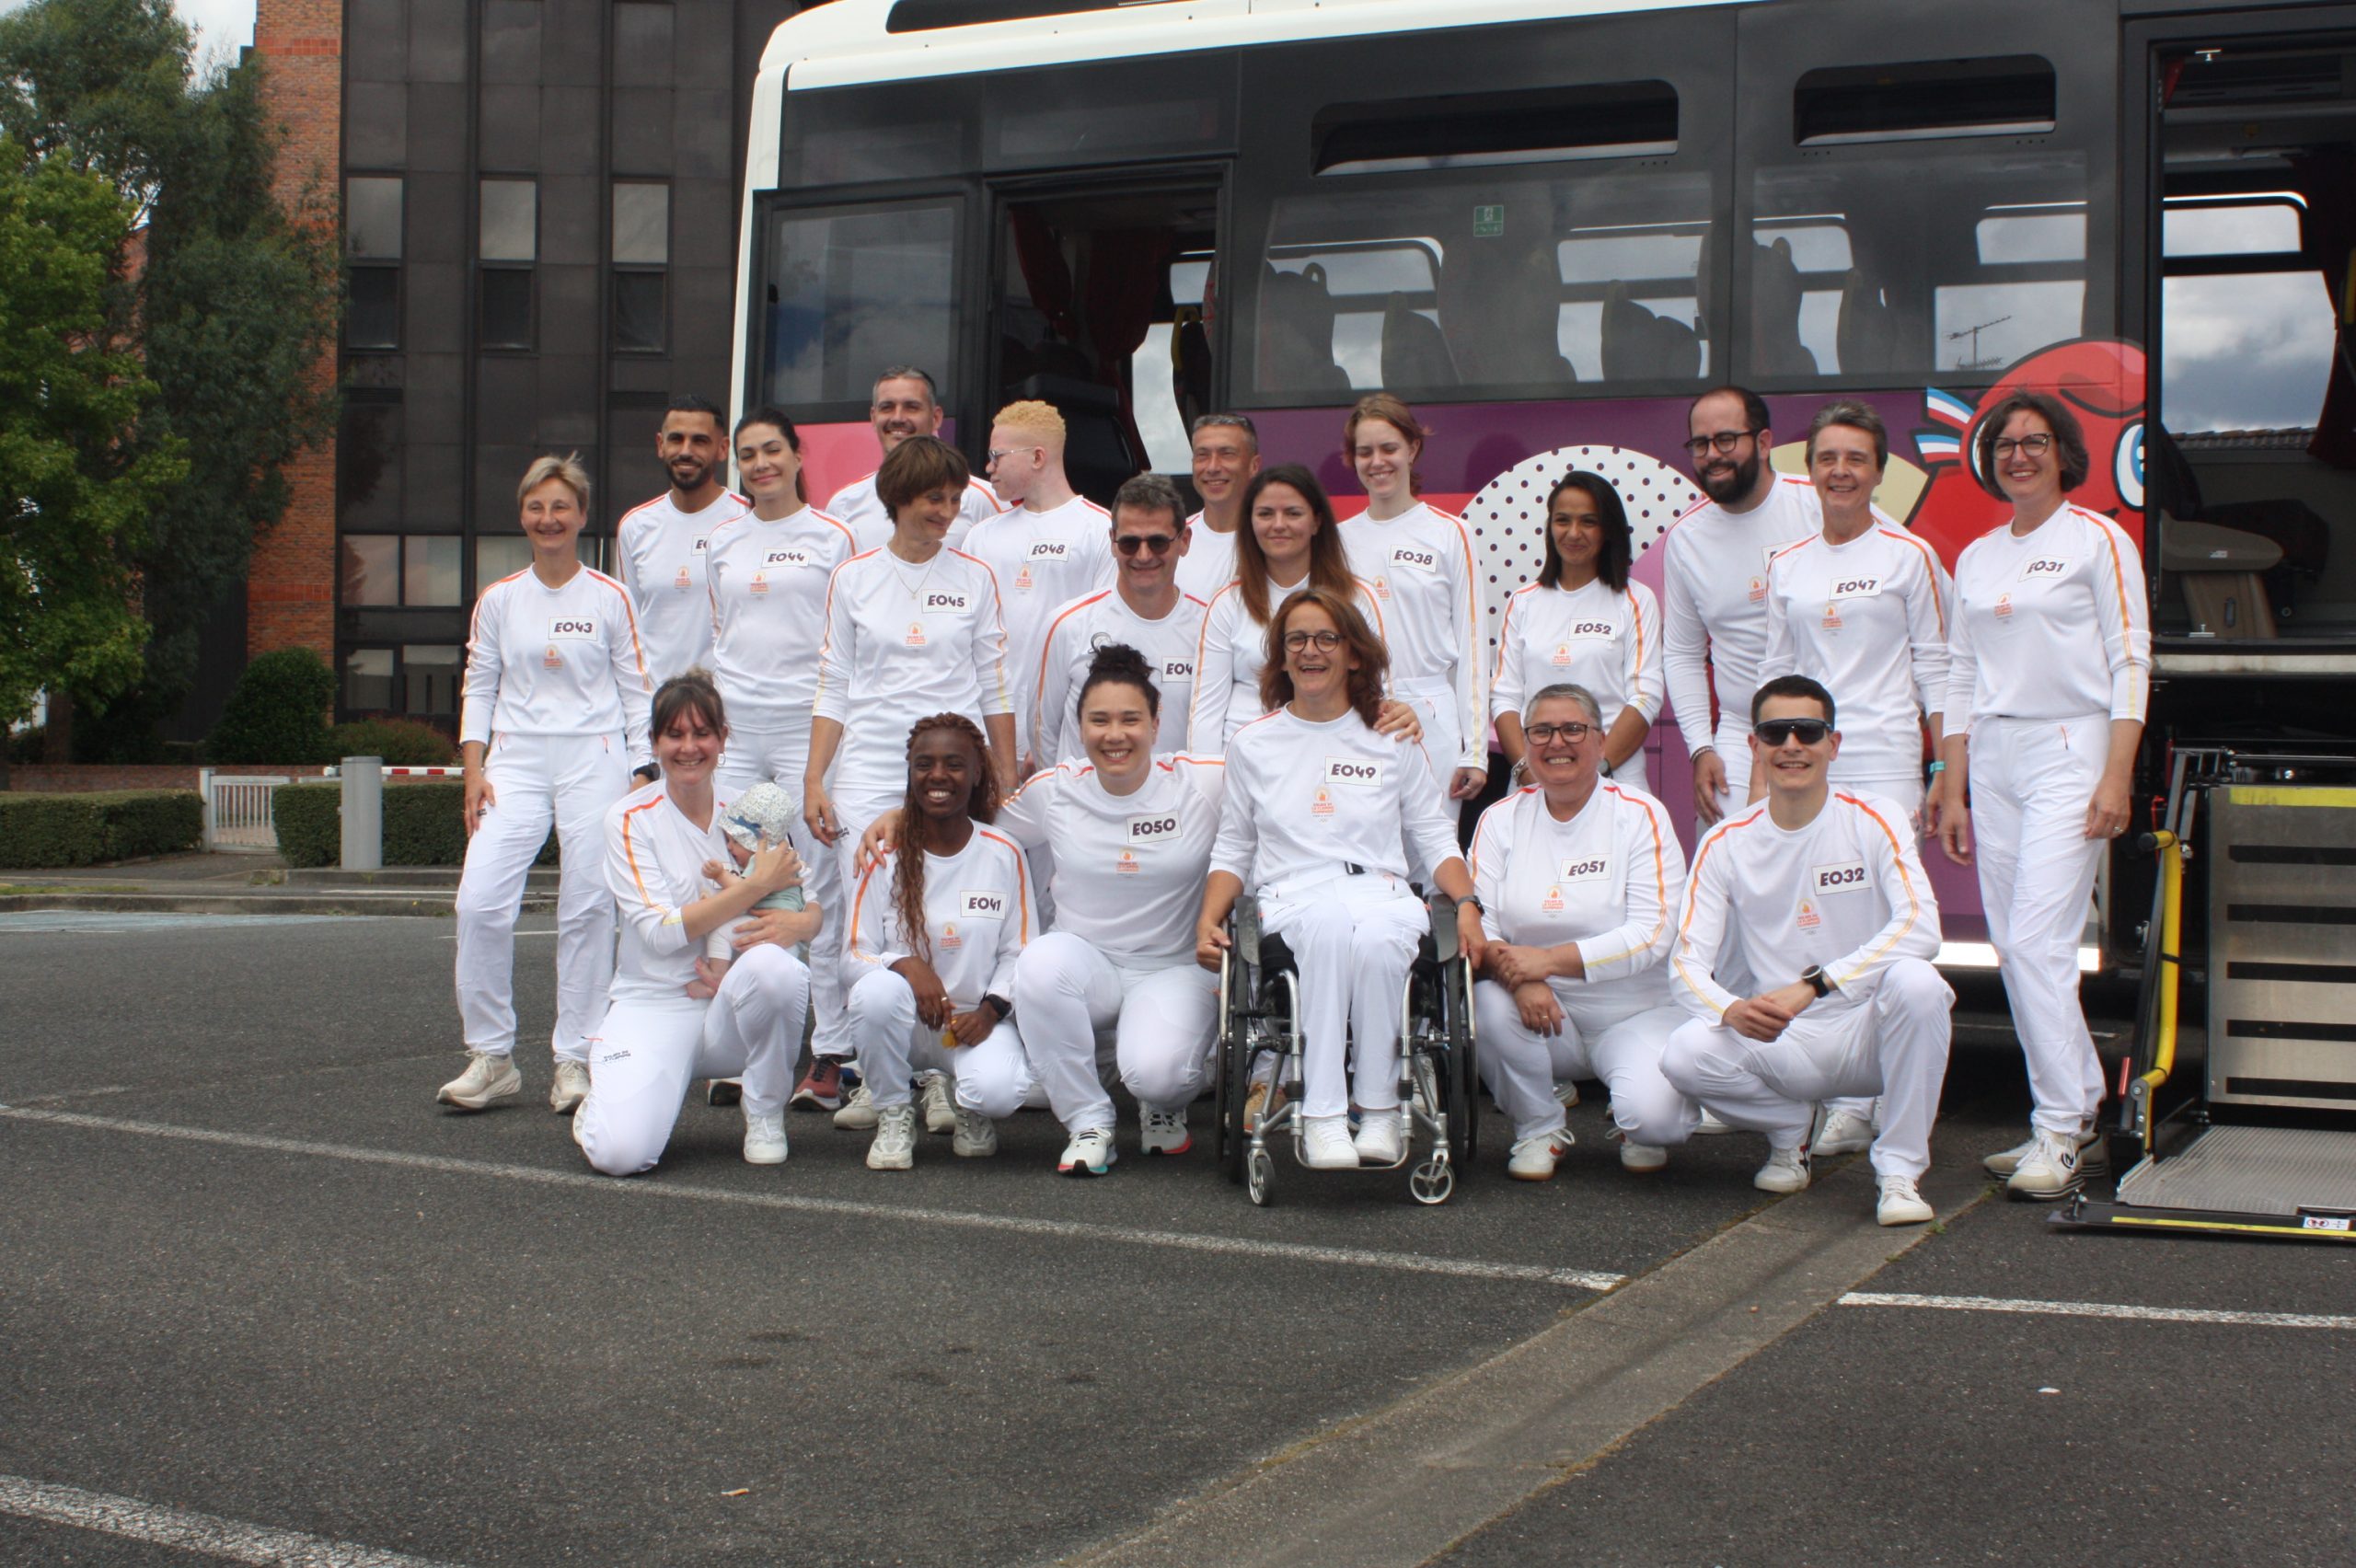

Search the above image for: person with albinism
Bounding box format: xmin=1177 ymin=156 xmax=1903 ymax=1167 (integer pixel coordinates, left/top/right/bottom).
xmin=1660 ymin=674 xmax=1954 ymax=1227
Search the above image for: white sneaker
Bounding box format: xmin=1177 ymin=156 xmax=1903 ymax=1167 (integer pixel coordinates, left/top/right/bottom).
xmin=1139 ymin=1107 xmax=1192 ymax=1157
xmin=1057 ymin=1126 xmax=1116 ymax=1177
xmin=952 ymin=1108 xmax=999 ymax=1158
xmin=1352 ymin=1110 xmax=1404 ymax=1166
xmin=742 ymin=1109 xmax=788 ymax=1165
xmin=1754 ymin=1144 xmax=1811 ymax=1193
xmin=1984 ymin=1125 xmax=2107 ymax=1178
xmin=866 ymin=1103 xmax=917 ymax=1170
xmin=548 ymin=1058 xmax=591 ymax=1114
xmin=833 ymin=1081 xmax=878 ymax=1131
xmin=1814 ymin=1105 xmax=1877 ymax=1156
xmin=437 ymin=1051 xmax=521 ymax=1111
xmin=1877 ymin=1173 xmax=1934 ymax=1226
xmin=1693 ymin=1106 xmax=1733 ymax=1136
xmin=1553 ymin=1079 xmax=1581 ymax=1109
xmin=2006 ymin=1127 xmax=2085 ymax=1200
xmin=1507 ymin=1131 xmax=1567 ymax=1181
xmin=1302 ymin=1116 xmax=1358 ymax=1170
xmin=1613 ymin=1131 xmax=1668 ymax=1173
xmin=919 ymin=1072 xmax=957 ymax=1136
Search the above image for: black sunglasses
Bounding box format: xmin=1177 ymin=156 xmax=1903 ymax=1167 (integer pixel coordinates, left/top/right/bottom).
xmin=1754 ymin=718 xmax=1832 ymax=746
xmin=1114 ymin=533 xmax=1178 ymax=557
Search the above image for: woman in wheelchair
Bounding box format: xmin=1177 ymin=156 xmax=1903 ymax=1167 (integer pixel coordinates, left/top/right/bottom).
xmin=1195 ymin=588 xmax=1481 ymax=1170
xmin=1466 ymin=684 xmax=1697 ymax=1182
xmin=843 ymin=714 xmax=1038 ymax=1170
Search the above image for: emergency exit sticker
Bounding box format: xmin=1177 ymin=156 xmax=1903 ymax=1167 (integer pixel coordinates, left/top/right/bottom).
xmin=1473 ymin=204 xmax=1504 ymax=237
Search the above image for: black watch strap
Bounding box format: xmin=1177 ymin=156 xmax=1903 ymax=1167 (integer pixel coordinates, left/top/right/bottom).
xmin=1802 ymin=964 xmax=1832 ymax=997
xmin=984 ymin=993 xmax=1012 ymax=1020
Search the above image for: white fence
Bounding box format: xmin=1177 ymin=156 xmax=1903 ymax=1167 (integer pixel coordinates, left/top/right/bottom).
xmin=199 ymin=770 xmax=291 ymax=852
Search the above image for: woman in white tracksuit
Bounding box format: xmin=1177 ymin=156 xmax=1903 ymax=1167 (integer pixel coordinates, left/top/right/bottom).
xmin=708 ymin=407 xmax=859 ymax=1103
xmin=1492 ymin=472 xmax=1664 ymax=792
xmin=1339 ymin=395 xmax=1488 ymax=833
xmin=844 ymin=713 xmax=1040 ymax=1170
xmin=1935 ymin=390 xmax=2148 ymax=1203
xmin=1196 ymin=587 xmax=1481 ymax=1172
xmin=442 ymin=454 xmax=653 ymax=1116
xmin=1470 ymin=683 xmax=1694 ymax=1182
xmin=572 ymin=672 xmax=815 ymax=1175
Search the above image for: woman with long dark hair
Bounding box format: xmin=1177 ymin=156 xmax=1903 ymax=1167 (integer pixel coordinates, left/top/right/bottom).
xmin=1491 ymin=471 xmax=1663 ymax=790
xmin=843 ymin=713 xmax=1038 ymax=1170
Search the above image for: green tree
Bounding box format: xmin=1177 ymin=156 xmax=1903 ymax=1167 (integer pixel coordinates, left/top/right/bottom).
xmin=0 ymin=138 xmax=186 ymax=782
xmin=0 ymin=0 xmax=339 ymax=760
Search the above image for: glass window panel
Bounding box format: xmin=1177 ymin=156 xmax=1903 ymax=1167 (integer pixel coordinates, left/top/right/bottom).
xmin=479 ymin=268 xmax=534 ymax=349
xmin=762 ymin=202 xmax=956 ymax=406
xmin=2165 ymin=201 xmax=2304 ymax=257
xmin=474 ymin=535 xmax=532 ymax=593
xmin=2161 ymin=271 xmax=2336 ymax=433
xmin=347 ymin=265 xmax=400 ymax=351
xmin=401 ymin=644 xmax=464 ymax=716
xmin=1254 ymin=168 xmax=1714 ymax=398
xmin=343 ymin=648 xmax=395 ymax=711
xmin=339 ymin=401 xmax=402 ymax=524
xmin=1746 ymin=147 xmax=2102 ymax=381
xmin=402 ymin=536 xmax=463 ymax=605
xmin=613 ymin=271 xmax=666 ymax=352
xmin=347 ymin=177 xmax=403 ymax=259
xmin=612 ymin=183 xmax=668 ymax=265
xmin=341 ymin=536 xmax=400 ymax=606
xmin=479 ymin=179 xmax=537 ymax=262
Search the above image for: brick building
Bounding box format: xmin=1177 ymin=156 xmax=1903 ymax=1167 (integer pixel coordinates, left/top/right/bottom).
xmin=252 ymin=0 xmax=801 ymax=727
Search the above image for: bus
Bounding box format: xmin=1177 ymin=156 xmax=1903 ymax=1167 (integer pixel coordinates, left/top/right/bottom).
xmin=727 ymin=0 xmax=2356 ymax=990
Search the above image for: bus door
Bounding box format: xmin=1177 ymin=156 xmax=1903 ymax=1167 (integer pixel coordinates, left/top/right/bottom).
xmin=987 ymin=173 xmax=1228 ymax=509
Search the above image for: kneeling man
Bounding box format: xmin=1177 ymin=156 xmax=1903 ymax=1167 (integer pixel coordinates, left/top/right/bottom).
xmin=1663 ymin=674 xmax=1952 ymax=1225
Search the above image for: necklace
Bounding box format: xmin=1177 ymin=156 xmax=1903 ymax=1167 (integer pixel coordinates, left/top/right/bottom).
xmin=884 ymin=547 xmax=943 ymax=601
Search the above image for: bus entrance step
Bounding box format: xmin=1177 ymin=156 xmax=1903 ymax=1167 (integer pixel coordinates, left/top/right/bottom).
xmin=2119 ymin=1124 xmax=2356 ymax=1217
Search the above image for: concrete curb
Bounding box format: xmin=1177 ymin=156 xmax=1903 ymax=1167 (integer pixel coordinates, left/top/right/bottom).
xmin=0 ymin=892 xmax=547 ymax=917
xmin=1057 ymin=1158 xmax=1992 ymax=1568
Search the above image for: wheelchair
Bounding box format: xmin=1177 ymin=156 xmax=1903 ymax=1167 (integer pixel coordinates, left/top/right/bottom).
xmin=1212 ymin=892 xmax=1479 ymax=1205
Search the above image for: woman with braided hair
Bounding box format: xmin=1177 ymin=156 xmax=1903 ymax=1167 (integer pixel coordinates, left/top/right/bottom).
xmin=843 ymin=713 xmax=1040 ymax=1170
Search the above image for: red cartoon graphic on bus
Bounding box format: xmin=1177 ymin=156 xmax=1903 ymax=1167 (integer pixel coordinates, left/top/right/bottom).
xmin=1903 ymin=338 xmax=2146 ymax=570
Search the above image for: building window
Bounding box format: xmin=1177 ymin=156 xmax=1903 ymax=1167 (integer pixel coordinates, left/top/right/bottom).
xmin=479 ymin=177 xmax=537 ymax=350
xmin=401 ymin=645 xmax=464 ymax=716
xmin=613 ymin=181 xmax=668 ymax=352
xmin=343 ymin=648 xmax=396 ymax=711
xmin=347 ymin=175 xmax=402 ymax=351
xmin=474 ymin=533 xmax=598 ymax=591
xmin=342 ymin=535 xmax=465 ymax=607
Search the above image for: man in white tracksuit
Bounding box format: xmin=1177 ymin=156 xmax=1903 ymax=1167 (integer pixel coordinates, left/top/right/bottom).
xmin=824 ymin=366 xmax=1005 ymax=551
xmin=1662 ymin=674 xmax=1954 ymax=1227
xmin=613 ymin=395 xmax=752 ymax=685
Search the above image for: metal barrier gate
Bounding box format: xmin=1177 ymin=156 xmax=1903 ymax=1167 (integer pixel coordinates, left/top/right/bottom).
xmin=198 ymin=771 xmax=290 ymax=852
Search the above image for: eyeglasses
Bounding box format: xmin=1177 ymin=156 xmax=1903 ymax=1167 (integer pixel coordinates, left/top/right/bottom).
xmin=1683 ymin=429 xmax=1762 ymax=458
xmin=1114 ymin=534 xmax=1178 ymax=557
xmin=1753 ymin=718 xmax=1832 ymax=747
xmin=1522 ymin=721 xmax=1594 ymax=744
xmin=1281 ymin=629 xmax=1344 ymax=652
xmin=986 ymin=447 xmax=1036 ymax=466
xmin=1990 ymin=434 xmax=2055 ymax=459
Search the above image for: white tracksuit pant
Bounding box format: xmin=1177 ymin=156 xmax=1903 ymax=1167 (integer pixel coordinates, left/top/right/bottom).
xmin=1262 ymin=872 xmax=1427 ymax=1120
xmin=717 ymin=725 xmax=849 ymax=1066
xmin=1661 ymin=957 xmax=1954 ymax=1180
xmin=572 ymin=944 xmax=811 ymax=1176
xmin=1474 ymin=983 xmax=1693 ymax=1147
xmin=1969 ymin=713 xmax=2110 ymax=1134
xmin=820 ymin=782 xmax=905 ymax=1064
xmin=1011 ymin=932 xmax=1220 ymax=1128
xmin=455 ymin=731 xmax=630 ymax=1062
xmin=847 ymin=965 xmax=1039 ymax=1115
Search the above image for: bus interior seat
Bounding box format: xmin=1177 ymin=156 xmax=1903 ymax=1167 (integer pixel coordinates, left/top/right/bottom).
xmin=1600 ymin=282 xmax=1701 ymax=381
xmin=1011 ymin=373 xmax=1137 ymax=505
xmin=2150 ymin=424 xmax=2332 ymax=620
xmin=1748 ymin=235 xmax=1818 ymax=378
xmin=1381 ymin=292 xmax=1459 ymax=389
xmin=1837 ymin=268 xmax=1898 ymax=375
xmin=1257 ymin=261 xmax=1352 ymax=395
xmin=2161 ymin=513 xmax=2282 ymax=639
xmin=1437 ymin=236 xmax=1575 ymax=386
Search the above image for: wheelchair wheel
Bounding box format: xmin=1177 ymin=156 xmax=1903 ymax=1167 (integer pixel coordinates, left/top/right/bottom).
xmin=1247 ymin=1145 xmax=1276 ymax=1206
xmin=1408 ymin=1157 xmax=1455 ymax=1205
xmin=1214 ymin=953 xmax=1242 ymax=1183
xmin=1445 ymin=957 xmax=1479 ymax=1170
xmin=1220 ymin=994 xmax=1255 ymax=1187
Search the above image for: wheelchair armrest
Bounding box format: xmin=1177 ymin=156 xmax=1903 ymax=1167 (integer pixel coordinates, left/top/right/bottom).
xmin=1426 ymin=894 xmax=1461 ymax=964
xmin=1234 ymin=894 xmax=1264 ymax=968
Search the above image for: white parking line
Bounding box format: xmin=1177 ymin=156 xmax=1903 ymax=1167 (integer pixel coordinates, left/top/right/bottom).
xmin=0 ymin=1473 xmax=464 ymax=1567
xmin=1840 ymin=1291 xmax=2356 ymax=1331
xmin=0 ymin=1106 xmax=1623 ymax=1291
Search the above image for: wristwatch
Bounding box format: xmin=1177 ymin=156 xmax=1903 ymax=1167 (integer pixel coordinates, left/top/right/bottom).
xmin=1460 ymin=894 xmax=1484 ymax=917
xmin=1801 ymin=963 xmax=1833 ymax=998
xmin=632 ymin=763 xmax=660 ymax=783
xmin=983 ymin=993 xmax=1012 ymax=1020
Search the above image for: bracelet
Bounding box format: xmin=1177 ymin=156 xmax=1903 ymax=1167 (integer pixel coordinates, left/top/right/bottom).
xmin=1927 ymin=761 xmax=1946 ymax=776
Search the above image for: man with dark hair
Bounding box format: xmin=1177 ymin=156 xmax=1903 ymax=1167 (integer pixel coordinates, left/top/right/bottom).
xmin=615 ymin=395 xmax=751 ymax=685
xmin=1173 ymin=412 xmax=1261 ymax=601
xmin=825 ymin=366 xmax=1005 ymax=550
xmin=1661 ymin=674 xmax=1953 ymax=1227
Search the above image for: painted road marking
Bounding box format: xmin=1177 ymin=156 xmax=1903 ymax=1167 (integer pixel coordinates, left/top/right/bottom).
xmin=0 ymin=1107 xmax=1622 ymax=1291
xmin=0 ymin=1473 xmax=465 ymax=1567
xmin=1840 ymin=1291 xmax=2356 ymax=1331
xmin=0 ymin=912 xmax=350 ymax=934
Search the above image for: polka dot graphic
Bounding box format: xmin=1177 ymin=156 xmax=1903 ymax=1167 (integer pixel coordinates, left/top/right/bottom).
xmin=1461 ymin=444 xmax=1703 ymax=666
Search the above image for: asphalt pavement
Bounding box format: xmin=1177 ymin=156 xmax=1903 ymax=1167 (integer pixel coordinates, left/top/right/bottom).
xmin=4 ymin=912 xmax=2350 ymax=1567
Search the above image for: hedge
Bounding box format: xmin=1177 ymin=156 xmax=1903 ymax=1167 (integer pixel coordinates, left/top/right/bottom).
xmin=274 ymin=780 xmax=559 ymax=869
xmin=0 ymin=790 xmax=204 ymax=869
xmin=326 ymin=719 xmax=457 ymax=767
